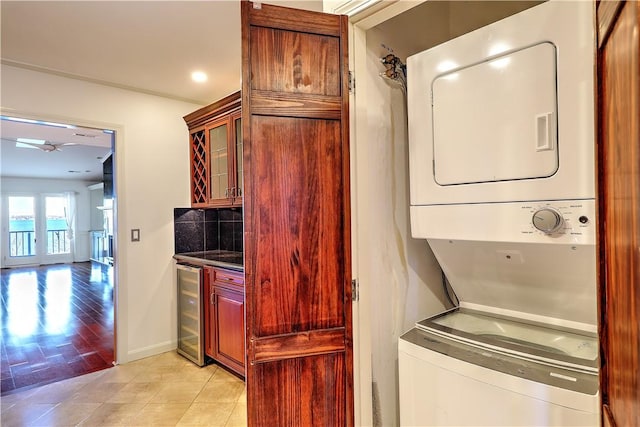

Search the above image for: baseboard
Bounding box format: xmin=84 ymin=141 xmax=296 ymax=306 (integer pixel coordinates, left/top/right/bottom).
xmin=125 ymin=340 xmax=177 ymax=363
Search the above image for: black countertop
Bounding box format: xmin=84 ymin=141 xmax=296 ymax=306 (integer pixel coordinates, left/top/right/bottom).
xmin=173 ymin=250 xmax=243 ymax=271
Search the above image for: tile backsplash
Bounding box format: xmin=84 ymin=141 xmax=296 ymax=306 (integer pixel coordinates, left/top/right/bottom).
xmin=174 ymin=207 xmax=243 ymax=253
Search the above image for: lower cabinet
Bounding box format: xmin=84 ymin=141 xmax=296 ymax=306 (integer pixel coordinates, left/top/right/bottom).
xmin=204 ymin=266 xmax=245 ymax=376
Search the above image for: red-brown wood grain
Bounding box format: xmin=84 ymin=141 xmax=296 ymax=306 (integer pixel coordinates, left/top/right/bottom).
xmin=184 ymin=91 xmax=242 ymax=129
xmin=597 ymin=1 xmax=640 ymax=426
xmin=251 ymin=116 xmax=344 ymax=336
xmin=204 ymin=267 xmax=215 ymax=359
xmin=597 ymin=1 xmax=624 ymax=48
xmin=250 ymin=27 xmax=341 ymax=96
xmin=214 ymin=285 xmax=246 ymax=376
xmin=251 ymin=354 xmax=346 ymax=427
xmin=247 ymin=4 xmax=341 ymax=37
xmin=252 ymin=327 xmax=346 ymax=363
xmin=184 ymin=91 xmax=242 ymax=208
xmin=189 ymin=129 xmax=208 ymax=207
xmin=242 ymin=1 xmax=352 ymax=425
xmin=251 ymin=91 xmax=342 ymax=120
xmin=204 ymin=266 xmax=246 ymax=376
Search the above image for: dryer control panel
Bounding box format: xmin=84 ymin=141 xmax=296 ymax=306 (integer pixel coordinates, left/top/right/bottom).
xmin=532 ymin=208 xmax=564 ymax=233
xmin=522 ymin=201 xmax=594 ymax=240
xmin=411 ymin=199 xmax=595 ymax=244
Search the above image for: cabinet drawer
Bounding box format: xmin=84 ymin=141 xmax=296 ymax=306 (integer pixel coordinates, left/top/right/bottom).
xmin=213 ymin=268 xmax=244 ymax=288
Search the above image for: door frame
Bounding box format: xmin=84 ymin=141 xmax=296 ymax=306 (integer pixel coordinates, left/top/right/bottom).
xmin=0 ymin=108 xmax=126 ymax=365
xmin=335 ymin=2 xmax=428 ymax=425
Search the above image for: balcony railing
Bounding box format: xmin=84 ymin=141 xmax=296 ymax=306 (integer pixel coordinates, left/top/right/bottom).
xmin=9 ymin=229 xmax=69 ymax=257
xmin=47 ymin=229 xmax=69 ymax=254
xmin=9 ymin=230 xmax=35 ymax=257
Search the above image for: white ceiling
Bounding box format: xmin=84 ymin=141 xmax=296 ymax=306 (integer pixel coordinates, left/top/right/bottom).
xmin=1 ymin=119 xmax=113 ymax=181
xmin=0 ymin=0 xmax=323 ymax=181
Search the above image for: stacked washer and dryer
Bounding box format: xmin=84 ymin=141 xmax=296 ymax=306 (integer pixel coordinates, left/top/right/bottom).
xmin=399 ymin=1 xmax=599 ymax=426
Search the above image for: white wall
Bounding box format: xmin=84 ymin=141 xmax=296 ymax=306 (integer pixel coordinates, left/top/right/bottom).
xmin=0 ymin=177 xmax=96 ymax=264
xmin=1 ymin=64 xmax=202 ymax=363
xmin=357 ymin=26 xmax=448 ymax=427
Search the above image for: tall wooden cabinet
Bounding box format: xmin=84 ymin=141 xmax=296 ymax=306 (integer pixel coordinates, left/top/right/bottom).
xmin=241 ymin=2 xmax=353 ymax=425
xmin=596 ymin=1 xmax=640 ymax=425
xmin=184 ymin=91 xmax=243 ymax=208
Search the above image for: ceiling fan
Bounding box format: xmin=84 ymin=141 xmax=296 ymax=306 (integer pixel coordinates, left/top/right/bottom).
xmin=14 ymin=139 xmax=77 ymax=152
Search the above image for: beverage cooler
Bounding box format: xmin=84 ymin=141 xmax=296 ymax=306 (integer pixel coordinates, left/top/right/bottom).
xmin=176 ymin=264 xmax=205 ymax=366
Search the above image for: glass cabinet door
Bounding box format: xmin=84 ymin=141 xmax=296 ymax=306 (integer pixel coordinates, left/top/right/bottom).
xmin=234 ymin=116 xmax=243 ymax=198
xmin=209 ymin=121 xmax=229 ymax=201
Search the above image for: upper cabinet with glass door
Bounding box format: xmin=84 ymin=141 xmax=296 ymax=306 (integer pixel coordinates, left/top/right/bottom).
xmin=183 ymin=91 xmax=242 ymax=208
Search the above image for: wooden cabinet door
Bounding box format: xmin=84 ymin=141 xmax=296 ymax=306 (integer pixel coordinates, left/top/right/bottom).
xmin=213 ymin=285 xmax=245 ymax=375
xmin=189 ymin=127 xmax=209 ymax=207
xmin=184 ymin=91 xmax=242 ymax=208
xmin=241 ymin=2 xmax=352 ymax=425
xmin=231 ymin=111 xmax=243 ymax=202
xmin=596 ymin=1 xmax=640 ymax=426
xmin=204 ymin=266 xmax=215 ymax=358
xmin=207 ymin=118 xmax=230 ymax=204
xmin=204 ymin=114 xmax=243 ymax=207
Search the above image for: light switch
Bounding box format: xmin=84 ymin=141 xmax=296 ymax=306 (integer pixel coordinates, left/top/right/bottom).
xmin=131 ymin=229 xmax=140 ymax=242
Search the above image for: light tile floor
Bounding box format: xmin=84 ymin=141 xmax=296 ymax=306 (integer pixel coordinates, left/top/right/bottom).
xmin=1 ymin=351 xmax=247 ymax=427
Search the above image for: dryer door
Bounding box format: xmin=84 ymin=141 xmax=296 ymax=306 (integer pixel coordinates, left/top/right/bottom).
xmin=406 ymin=0 xmax=595 ymax=206
xmin=432 ymin=42 xmax=558 ymax=186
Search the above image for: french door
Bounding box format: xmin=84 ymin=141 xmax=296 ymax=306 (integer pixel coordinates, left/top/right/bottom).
xmin=3 ymin=193 xmax=74 ymax=267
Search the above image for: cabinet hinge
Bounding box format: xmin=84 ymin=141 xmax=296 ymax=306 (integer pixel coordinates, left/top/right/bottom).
xmin=348 ymin=71 xmax=355 ymax=93
xmin=351 ymin=279 xmax=359 ymax=302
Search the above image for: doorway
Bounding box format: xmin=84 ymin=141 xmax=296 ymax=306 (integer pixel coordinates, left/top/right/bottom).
xmin=0 ymin=114 xmax=118 ymax=392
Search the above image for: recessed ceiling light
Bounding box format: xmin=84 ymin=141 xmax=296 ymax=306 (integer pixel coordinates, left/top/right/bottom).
xmin=191 ymin=71 xmax=207 ymax=83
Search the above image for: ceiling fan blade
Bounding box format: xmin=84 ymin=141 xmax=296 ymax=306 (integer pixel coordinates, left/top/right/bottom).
xmin=15 ymin=141 xmax=44 ymax=150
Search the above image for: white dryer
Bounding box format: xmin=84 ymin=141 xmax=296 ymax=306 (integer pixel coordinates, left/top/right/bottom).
xmin=407 ymin=0 xmax=595 ymax=209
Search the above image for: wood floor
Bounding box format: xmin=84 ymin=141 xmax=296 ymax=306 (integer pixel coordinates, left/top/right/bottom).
xmin=1 ymin=262 xmax=114 ymax=395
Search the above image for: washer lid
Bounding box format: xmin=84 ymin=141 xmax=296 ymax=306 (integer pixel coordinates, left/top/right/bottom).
xmin=416 ymin=307 xmax=598 ymax=372
xmin=427 ymin=238 xmax=598 ymax=330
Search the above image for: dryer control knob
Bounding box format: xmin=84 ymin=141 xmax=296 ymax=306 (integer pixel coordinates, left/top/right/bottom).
xmin=532 ymin=208 xmax=564 ymax=234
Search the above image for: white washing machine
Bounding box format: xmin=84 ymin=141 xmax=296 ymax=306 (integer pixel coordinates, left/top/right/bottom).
xmin=398 ymin=202 xmax=600 ymax=426
xmin=399 ymin=308 xmax=599 ymax=426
